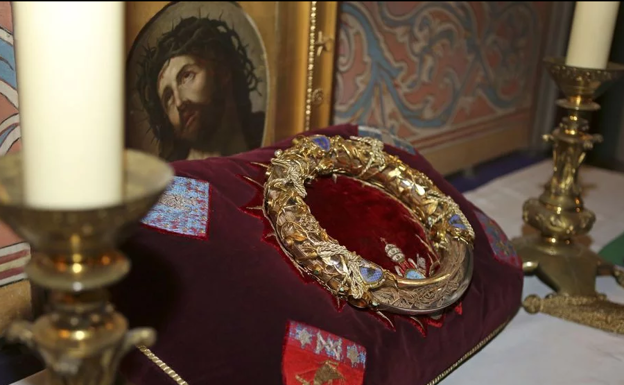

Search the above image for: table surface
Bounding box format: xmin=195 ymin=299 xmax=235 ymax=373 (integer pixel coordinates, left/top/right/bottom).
xmin=11 ymin=160 xmax=624 ymax=385
xmin=444 ymin=160 xmax=624 ymax=385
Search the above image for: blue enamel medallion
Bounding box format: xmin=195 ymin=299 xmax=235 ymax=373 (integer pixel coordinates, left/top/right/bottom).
xmin=311 ymin=136 xmax=331 ymax=151
xmin=359 ymin=265 xmax=383 ymax=283
xmin=405 ymin=269 xmax=425 ymax=280
xmin=449 ymin=214 xmax=467 ymax=230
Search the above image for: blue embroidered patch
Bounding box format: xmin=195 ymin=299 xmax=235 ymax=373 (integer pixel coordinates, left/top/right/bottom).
xmin=475 ymin=211 xmax=521 ymax=268
xmin=141 ymin=176 xmax=210 ymax=239
xmin=357 ymin=125 xmax=416 ymax=155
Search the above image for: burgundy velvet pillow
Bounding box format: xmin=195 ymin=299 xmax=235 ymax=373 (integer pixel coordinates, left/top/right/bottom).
xmin=112 ymin=124 xmax=523 ymax=385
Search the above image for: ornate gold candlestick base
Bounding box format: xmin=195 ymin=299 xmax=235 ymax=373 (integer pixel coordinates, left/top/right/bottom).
xmin=512 ymin=57 xmax=624 ymax=334
xmin=516 ymin=235 xmax=624 ymax=335
xmin=0 ymin=150 xmax=173 ymax=385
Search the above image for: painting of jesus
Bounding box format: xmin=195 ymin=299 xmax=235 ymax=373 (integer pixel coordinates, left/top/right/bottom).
xmin=126 ymin=2 xmax=268 ymax=161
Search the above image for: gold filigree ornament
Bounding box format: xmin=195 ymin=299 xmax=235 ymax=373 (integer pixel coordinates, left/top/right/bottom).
xmin=262 ymin=135 xmax=475 ymax=315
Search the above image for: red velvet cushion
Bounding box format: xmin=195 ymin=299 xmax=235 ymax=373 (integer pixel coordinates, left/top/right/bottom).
xmin=112 ymin=124 xmax=522 ymax=385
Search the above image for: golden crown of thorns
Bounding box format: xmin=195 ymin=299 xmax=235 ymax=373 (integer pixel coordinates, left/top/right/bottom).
xmin=262 ymin=135 xmax=474 ymax=315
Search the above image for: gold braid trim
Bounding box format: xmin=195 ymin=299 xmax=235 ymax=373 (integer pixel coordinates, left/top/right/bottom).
xmin=137 ymin=345 xmax=188 ymax=385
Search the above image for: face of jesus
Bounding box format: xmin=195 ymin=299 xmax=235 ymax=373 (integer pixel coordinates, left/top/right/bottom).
xmin=156 ymin=54 xmax=224 ymax=143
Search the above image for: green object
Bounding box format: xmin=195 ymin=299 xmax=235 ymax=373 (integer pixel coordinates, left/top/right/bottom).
xmin=599 ymin=231 xmax=624 ymax=267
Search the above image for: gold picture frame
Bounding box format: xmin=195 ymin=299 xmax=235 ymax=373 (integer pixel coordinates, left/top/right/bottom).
xmin=124 ymin=1 xmax=338 ymax=161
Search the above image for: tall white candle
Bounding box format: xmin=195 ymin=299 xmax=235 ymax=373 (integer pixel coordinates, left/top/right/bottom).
xmin=565 ymin=1 xmax=620 ymax=69
xmin=12 ymin=2 xmax=125 ymax=210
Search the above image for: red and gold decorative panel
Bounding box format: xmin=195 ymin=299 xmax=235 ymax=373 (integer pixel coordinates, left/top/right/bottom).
xmin=332 ymin=2 xmax=552 ymax=174
xmin=0 ymin=2 xmax=29 ymax=285
xmin=0 ymin=2 xmax=20 ymax=160
xmin=0 ymin=1 xmax=32 ymax=332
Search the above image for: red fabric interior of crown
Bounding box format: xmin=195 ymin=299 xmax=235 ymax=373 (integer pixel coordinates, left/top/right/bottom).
xmin=305 ymin=176 xmax=437 ymax=276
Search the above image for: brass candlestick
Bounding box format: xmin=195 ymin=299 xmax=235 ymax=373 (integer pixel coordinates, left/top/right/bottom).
xmin=513 ymin=57 xmax=624 ymax=334
xmin=0 ymin=149 xmax=173 ymax=385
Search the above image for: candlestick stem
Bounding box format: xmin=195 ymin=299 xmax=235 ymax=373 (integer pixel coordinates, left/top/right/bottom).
xmin=512 ymin=57 xmax=624 ymax=333
xmin=0 ymin=150 xmax=173 ymax=385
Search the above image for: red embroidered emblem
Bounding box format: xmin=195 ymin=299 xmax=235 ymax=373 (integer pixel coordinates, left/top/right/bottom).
xmin=283 ymin=321 xmax=366 ymax=385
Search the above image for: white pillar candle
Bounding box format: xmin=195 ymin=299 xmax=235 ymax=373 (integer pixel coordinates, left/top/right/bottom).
xmin=565 ymin=1 xmax=620 ymax=69
xmin=12 ymin=2 xmax=125 ymax=210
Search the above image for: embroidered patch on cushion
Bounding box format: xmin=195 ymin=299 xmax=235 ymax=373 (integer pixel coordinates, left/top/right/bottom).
xmin=358 ymin=125 xmax=416 ymax=155
xmin=283 ymin=320 xmax=366 ymax=385
xmin=141 ymin=176 xmax=210 ymax=239
xmin=475 ymin=211 xmax=521 ymax=268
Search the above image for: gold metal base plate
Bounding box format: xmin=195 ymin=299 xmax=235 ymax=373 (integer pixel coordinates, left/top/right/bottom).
xmin=515 ymin=235 xmax=602 ymax=296
xmin=513 ymin=234 xmax=624 ymax=334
